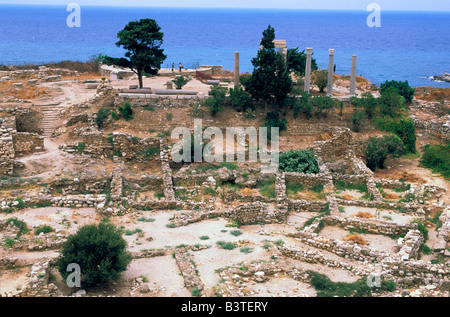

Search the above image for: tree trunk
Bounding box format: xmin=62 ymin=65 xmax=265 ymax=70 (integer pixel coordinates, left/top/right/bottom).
xmin=137 ymin=68 xmax=143 ymax=89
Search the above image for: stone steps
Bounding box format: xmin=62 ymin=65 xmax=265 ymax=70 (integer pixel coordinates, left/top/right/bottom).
xmin=38 ymin=105 xmax=62 ymax=137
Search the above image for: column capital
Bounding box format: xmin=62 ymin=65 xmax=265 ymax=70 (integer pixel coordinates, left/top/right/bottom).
xmin=306 ymin=48 xmax=313 ymax=54
xmin=328 ymin=49 xmax=335 ymax=55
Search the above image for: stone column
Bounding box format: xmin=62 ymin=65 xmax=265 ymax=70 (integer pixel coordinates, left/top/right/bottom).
xmin=234 ymin=52 xmax=240 ymax=87
xmin=282 ymin=47 xmax=288 ymax=64
xmin=349 ymin=55 xmax=357 ymax=97
xmin=327 ymin=49 xmax=335 ymax=97
xmin=304 ymin=48 xmax=313 ymax=92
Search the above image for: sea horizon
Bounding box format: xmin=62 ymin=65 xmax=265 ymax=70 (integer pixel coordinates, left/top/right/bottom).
xmin=1 ymin=4 xmax=449 ymax=87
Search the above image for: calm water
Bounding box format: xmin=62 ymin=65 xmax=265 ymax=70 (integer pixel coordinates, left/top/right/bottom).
xmin=0 ymin=5 xmax=449 ymax=87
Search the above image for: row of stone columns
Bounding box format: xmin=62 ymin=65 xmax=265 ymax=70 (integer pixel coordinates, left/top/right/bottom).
xmin=234 ymin=49 xmax=357 ymax=97
xmin=304 ymin=48 xmax=357 ymax=97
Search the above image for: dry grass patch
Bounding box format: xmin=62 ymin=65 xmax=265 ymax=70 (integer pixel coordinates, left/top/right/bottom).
xmin=341 ymin=193 xmax=356 ymax=201
xmin=240 ymin=187 xmax=256 ymax=196
xmin=342 ymin=234 xmax=368 ymax=245
xmin=353 ymin=211 xmax=375 ymax=219
xmin=384 ymin=193 xmax=399 ymax=200
xmin=0 ymin=81 xmax=49 ymax=99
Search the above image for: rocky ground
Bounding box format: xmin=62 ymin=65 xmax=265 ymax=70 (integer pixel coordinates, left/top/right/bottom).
xmin=0 ymin=67 xmax=449 ymax=298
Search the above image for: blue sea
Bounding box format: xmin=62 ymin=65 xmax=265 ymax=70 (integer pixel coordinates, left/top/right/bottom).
xmin=0 ymin=5 xmax=449 ymax=87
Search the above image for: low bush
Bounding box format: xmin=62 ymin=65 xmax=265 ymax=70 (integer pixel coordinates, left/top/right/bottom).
xmin=96 ymin=108 xmax=110 ymax=129
xmin=279 ymin=149 xmax=319 ymax=174
xmin=56 ymin=222 xmax=132 ymax=288
xmin=365 ymin=135 xmax=405 ymax=170
xmin=380 ymin=80 xmax=415 ymax=103
xmin=307 ymin=271 xmax=372 ymax=297
xmin=172 ymin=75 xmax=192 ymax=89
xmin=34 ymin=225 xmax=53 ymax=235
xmin=118 ymin=102 xmax=134 ymax=121
xmin=229 ymin=85 xmax=253 ymax=112
xmin=204 ymin=85 xmax=227 ymax=116
xmin=420 ymin=143 xmax=450 ymax=180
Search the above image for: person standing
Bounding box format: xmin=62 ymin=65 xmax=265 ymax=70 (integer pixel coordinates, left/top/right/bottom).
xmin=179 ymin=62 xmax=182 ymax=72
xmin=171 ymin=62 xmax=174 ymax=72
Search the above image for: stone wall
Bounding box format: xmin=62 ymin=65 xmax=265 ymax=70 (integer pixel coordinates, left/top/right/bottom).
xmin=313 ymin=128 xmax=353 ymax=161
xmin=0 ymin=115 xmax=16 ymax=176
xmin=61 ymin=132 xmax=160 ymax=163
xmin=49 ymin=176 xmax=110 ymax=195
xmin=224 ymin=202 xmax=287 ymax=225
xmin=323 ymin=215 xmax=415 ymax=236
xmin=396 ymin=229 xmax=424 ymax=261
xmin=1 ymin=259 xmax=61 ymax=297
xmin=12 ymin=132 xmax=45 ymax=157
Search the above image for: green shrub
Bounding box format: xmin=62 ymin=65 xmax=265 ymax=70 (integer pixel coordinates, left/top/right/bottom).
xmin=14 ymin=198 xmax=26 ymax=210
xmin=137 ymin=217 xmax=155 ymax=222
xmin=380 ymin=80 xmax=415 ymax=103
xmin=191 ymin=286 xmax=201 ymax=297
xmin=293 ymin=92 xmax=313 ymax=119
xmin=379 ymin=87 xmax=406 ymax=117
xmin=34 ymin=225 xmax=53 ymax=235
xmin=375 ymin=116 xmax=416 ymax=154
xmin=172 ymin=75 xmax=191 ymax=89
xmin=307 ymin=271 xmax=372 ymax=297
xmin=351 ymin=110 xmax=365 ymax=132
xmin=230 ymin=229 xmax=243 ymax=236
xmin=412 ymin=220 xmax=429 ymax=242
xmin=264 ymin=111 xmax=287 ymax=137
xmin=350 ymin=92 xmax=378 ymax=119
xmin=365 ymin=135 xmax=405 ymax=171
xmin=56 ymin=222 xmax=132 ymax=288
xmin=240 ymin=246 xmax=254 ymax=254
xmin=311 ymin=95 xmax=335 ymax=118
xmin=279 ymin=149 xmax=319 ymax=174
xmin=204 ymin=85 xmax=227 ymax=116
xmin=420 ymin=243 xmax=432 ymax=255
xmin=244 ymin=108 xmax=256 ymax=119
xmin=216 ymin=241 xmax=237 ymax=250
xmin=189 ymin=102 xmax=204 ymax=118
xmin=74 ymin=142 xmax=86 ymax=153
xmin=420 ymin=143 xmax=450 ymax=180
xmin=229 ymin=85 xmax=253 ymax=112
xmin=143 ymin=104 xmax=155 ymax=111
xmin=382 ymin=279 xmax=396 ymax=292
xmin=7 ymin=217 xmax=29 ymax=236
xmin=118 ymin=102 xmax=134 ymax=121
xmin=313 ymin=70 xmax=328 ymax=93
xmin=96 ymin=108 xmax=110 ymax=129
xmin=256 ymin=176 xmax=276 ymax=198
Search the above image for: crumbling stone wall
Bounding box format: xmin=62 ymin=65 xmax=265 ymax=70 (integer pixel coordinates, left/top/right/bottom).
xmin=323 ymin=215 xmax=415 ymax=236
xmin=0 ymin=115 xmax=16 ymax=176
xmin=396 ymin=229 xmax=424 ymax=261
xmin=2 ymin=259 xmax=61 ymax=297
xmin=314 ymin=128 xmax=353 ymax=161
xmin=12 ymin=132 xmax=44 ymax=156
xmin=61 ymin=132 xmax=160 ymax=162
xmin=224 ymin=202 xmax=287 ymax=225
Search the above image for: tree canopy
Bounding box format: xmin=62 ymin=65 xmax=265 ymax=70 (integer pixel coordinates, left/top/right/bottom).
xmin=102 ymin=19 xmax=167 ymax=88
xmin=242 ymin=25 xmax=293 ymax=108
xmin=286 ymin=47 xmax=318 ymax=74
